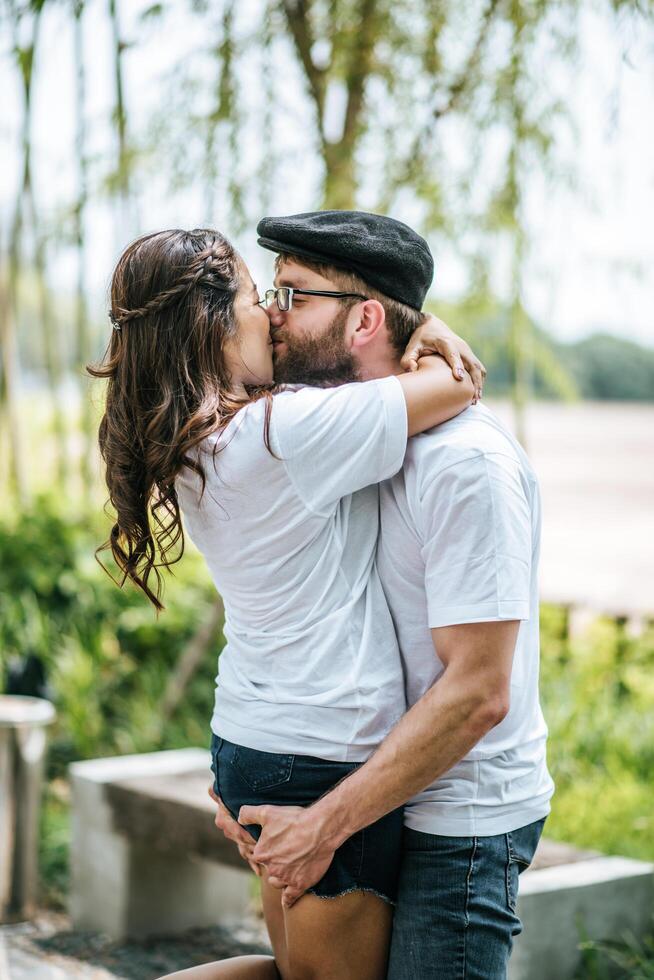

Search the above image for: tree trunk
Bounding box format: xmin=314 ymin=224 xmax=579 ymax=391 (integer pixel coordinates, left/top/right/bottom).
xmin=160 ymin=596 xmax=225 ymax=727
xmin=3 ymin=7 xmax=44 ymax=506
xmin=73 ymin=0 xmax=94 ymax=502
xmin=509 ymin=282 xmax=529 ymax=448
xmin=281 ymin=0 xmax=382 ymax=210
xmin=0 ymin=246 xmax=28 ymax=504
xmin=18 ymin=8 xmax=68 ymax=492
xmin=322 ymin=141 xmax=357 ymax=209
xmin=28 ymin=192 xmax=69 ymax=490
xmin=505 ymin=36 xmax=529 ymax=449
xmin=108 ymin=0 xmax=133 ymax=239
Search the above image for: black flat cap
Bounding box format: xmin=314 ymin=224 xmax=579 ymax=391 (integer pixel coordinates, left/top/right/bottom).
xmin=257 ymin=210 xmax=434 ymax=311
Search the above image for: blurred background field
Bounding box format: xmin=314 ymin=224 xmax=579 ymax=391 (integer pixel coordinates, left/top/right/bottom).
xmin=1 ymin=0 xmax=654 ymax=975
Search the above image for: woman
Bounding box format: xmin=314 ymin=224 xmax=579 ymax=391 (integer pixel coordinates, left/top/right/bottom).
xmin=92 ymin=228 xmax=479 ymax=980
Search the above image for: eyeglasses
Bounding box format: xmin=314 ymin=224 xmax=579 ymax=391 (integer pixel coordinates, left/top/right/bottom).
xmin=261 ymin=286 xmax=368 ymax=312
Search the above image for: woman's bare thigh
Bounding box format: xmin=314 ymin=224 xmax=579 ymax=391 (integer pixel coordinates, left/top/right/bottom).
xmin=260 ymin=878 xmax=289 ymax=976
xmin=261 ymin=879 xmax=393 ymax=980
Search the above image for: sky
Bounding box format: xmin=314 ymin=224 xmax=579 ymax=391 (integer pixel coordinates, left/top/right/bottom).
xmin=1 ymin=0 xmax=653 ymax=350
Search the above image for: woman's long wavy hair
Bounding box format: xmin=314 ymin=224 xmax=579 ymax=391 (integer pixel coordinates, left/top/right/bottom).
xmin=89 ymin=228 xmax=269 ymax=612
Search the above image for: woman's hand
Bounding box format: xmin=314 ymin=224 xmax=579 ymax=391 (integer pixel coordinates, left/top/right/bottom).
xmin=208 ymin=785 xmax=263 ymax=876
xmin=401 ymin=314 xmax=486 ymax=403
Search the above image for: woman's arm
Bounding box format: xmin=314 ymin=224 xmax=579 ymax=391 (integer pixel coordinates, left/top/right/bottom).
xmin=397 ymin=354 xmax=475 ymax=437
xmin=402 ymin=314 xmax=487 ymax=402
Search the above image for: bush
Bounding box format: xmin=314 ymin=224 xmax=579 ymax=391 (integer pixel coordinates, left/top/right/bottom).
xmin=539 ymin=607 xmax=654 ymax=862
xmin=0 ymin=498 xmax=223 ymax=772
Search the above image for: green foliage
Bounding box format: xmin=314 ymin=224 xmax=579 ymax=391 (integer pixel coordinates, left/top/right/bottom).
xmin=540 ymin=607 xmax=654 ymax=862
xmin=0 ymin=498 xmax=223 ymax=774
xmin=565 ymin=334 xmax=654 ymax=402
xmin=39 ymin=786 xmax=69 ymax=910
xmin=578 ymin=927 xmax=654 ymax=979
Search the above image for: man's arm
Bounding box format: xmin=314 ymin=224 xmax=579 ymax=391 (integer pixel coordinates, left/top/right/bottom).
xmin=240 ymin=619 xmax=519 ymax=904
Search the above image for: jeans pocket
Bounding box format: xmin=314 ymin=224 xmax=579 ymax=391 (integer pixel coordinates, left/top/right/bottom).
xmin=505 ymin=819 xmax=546 ymax=912
xmin=505 ymin=848 xmax=521 ymax=913
xmin=231 ymin=743 xmax=295 ymax=791
xmin=508 ymin=818 xmax=545 ymax=868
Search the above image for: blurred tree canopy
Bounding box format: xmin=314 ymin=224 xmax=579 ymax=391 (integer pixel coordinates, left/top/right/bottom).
xmin=1 ymin=0 xmax=653 ymax=506
xmin=565 ymin=333 xmax=654 ymax=401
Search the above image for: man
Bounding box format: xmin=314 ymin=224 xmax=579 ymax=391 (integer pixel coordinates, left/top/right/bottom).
xmin=215 ymin=210 xmax=554 ymax=979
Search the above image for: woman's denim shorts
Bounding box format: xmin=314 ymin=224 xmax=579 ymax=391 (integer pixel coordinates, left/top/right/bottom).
xmin=210 ymin=732 xmax=404 ymax=905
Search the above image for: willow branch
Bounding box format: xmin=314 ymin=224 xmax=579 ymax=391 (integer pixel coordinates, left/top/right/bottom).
xmin=281 ymin=0 xmax=326 ymax=130
xmin=433 ymin=0 xmax=502 ymax=120
xmin=341 ymin=0 xmax=381 ymax=146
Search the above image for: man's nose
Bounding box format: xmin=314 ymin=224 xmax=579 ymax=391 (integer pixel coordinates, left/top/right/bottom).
xmin=267 ymin=302 xmax=285 ymax=327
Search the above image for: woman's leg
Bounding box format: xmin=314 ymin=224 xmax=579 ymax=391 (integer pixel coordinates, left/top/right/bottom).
xmin=282 ymin=888 xmax=393 ymax=980
xmin=154 ymin=955 xmax=278 ymax=979
xmin=154 ymin=881 xmax=392 ymax=980
xmin=259 ymin=876 xmax=394 ymax=980
xmin=260 ymin=877 xmax=289 ymax=977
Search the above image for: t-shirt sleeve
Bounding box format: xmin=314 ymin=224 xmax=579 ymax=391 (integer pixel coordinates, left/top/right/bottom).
xmin=269 ymin=376 xmax=408 ymax=515
xmin=416 ymin=450 xmax=532 ymax=627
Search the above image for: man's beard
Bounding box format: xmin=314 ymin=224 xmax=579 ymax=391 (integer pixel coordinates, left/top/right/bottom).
xmin=273 ymin=305 xmax=360 ymax=387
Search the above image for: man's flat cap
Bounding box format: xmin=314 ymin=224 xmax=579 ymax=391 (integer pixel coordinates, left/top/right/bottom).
xmin=257 ymin=210 xmax=434 ymax=311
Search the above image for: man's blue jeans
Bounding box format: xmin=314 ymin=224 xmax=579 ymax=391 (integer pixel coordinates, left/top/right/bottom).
xmin=387 ymin=818 xmax=546 ymax=980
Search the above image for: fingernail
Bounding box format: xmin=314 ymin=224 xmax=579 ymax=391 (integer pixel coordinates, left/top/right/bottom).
xmin=456 ymin=368 xmax=465 ymax=379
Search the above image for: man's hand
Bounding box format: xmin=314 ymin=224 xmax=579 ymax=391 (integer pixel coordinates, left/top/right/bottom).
xmin=402 ymin=314 xmax=486 ymax=402
xmin=239 ymin=803 xmax=338 ymax=908
xmin=208 ymin=786 xmax=262 ymax=877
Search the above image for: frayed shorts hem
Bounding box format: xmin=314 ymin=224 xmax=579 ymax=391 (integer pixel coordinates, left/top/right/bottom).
xmin=307 ymin=884 xmax=396 ymax=907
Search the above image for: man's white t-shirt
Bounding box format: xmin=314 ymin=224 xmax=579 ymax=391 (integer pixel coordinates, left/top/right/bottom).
xmin=176 ymin=377 xmax=408 ymax=762
xmin=378 ymin=403 xmax=554 ymax=836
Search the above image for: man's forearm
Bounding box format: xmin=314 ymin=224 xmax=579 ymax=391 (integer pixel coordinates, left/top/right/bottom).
xmin=313 ymin=668 xmax=505 ymax=850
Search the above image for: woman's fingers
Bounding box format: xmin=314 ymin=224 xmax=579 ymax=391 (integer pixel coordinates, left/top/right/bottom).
xmin=460 ymin=350 xmax=486 ymax=396
xmin=238 ymin=843 xmax=261 ymax=874
xmin=399 ymin=345 xmax=420 ymax=373
xmin=401 ymin=339 xmax=466 ymax=377
xmin=208 ymin=784 xmax=257 ymax=848
xmin=267 ymin=875 xmax=286 ymax=890
xmin=282 ymin=885 xmax=305 ymax=909
xmin=401 ymin=315 xmax=486 ymax=398
xmin=445 ymin=345 xmax=467 ymax=381
xmin=206 ymin=786 xmax=265 ymax=877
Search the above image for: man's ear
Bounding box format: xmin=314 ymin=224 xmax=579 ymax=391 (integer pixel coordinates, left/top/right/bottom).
xmin=349 ymin=299 xmax=386 ymax=349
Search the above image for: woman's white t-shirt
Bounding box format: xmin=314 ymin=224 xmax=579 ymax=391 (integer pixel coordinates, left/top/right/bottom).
xmin=175 ymin=377 xmax=408 ymax=762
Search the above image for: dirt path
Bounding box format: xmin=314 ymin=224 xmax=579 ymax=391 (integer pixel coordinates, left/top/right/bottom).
xmin=0 ymin=912 xmax=271 ymax=980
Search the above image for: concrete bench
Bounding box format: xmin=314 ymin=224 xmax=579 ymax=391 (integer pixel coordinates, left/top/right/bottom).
xmin=70 ymin=749 xmax=654 ymax=978
xmin=69 ymin=748 xmax=252 ymax=940
xmin=511 ymin=845 xmax=653 ymax=980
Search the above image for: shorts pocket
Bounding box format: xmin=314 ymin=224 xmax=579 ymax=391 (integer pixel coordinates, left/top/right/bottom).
xmin=230 ymin=743 xmax=294 ymax=792
xmin=209 ymin=734 xmax=223 ymax=795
